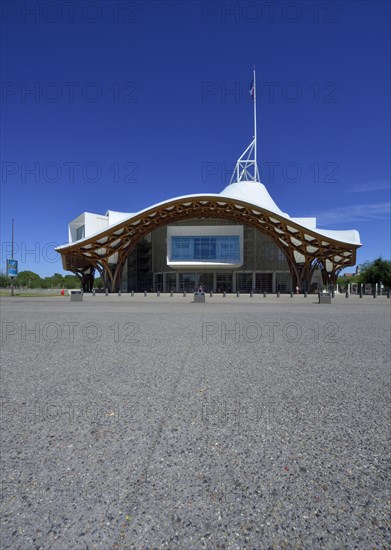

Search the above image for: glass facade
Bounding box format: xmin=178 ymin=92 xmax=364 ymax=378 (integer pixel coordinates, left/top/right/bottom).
xmin=126 ymin=236 xmax=153 ymax=292
xmin=236 ymin=272 xmax=254 ymax=293
xmin=171 ymin=235 xmax=240 ymax=263
xmin=123 ymin=218 xmax=292 ymax=293
xmin=255 ymin=273 xmax=273 ymax=293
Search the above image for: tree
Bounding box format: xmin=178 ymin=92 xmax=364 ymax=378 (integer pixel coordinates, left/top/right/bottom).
xmin=358 ymin=258 xmax=391 ymax=288
xmin=336 ymin=275 xmax=355 ymax=290
xmin=45 ymin=273 xmax=64 ymax=288
xmin=2 ymin=269 xmax=81 ymax=289
xmin=14 ymin=270 xmax=42 ymax=288
xmin=0 ymin=273 xmax=10 ymax=287
xmin=64 ymin=275 xmax=81 ymax=289
xmin=94 ymin=277 xmax=103 ymax=289
xmin=337 ymin=274 xmax=359 ymax=285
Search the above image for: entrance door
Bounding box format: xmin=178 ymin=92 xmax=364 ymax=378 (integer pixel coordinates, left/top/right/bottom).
xmin=236 ymin=272 xmax=253 ymax=292
xmin=179 ymin=273 xmax=197 ymax=292
xmin=255 ymin=273 xmax=273 ymax=293
xmin=155 ymin=273 xmax=163 ymax=292
xmin=216 ymin=273 xmax=232 ymax=293
xmin=197 ymin=273 xmax=213 ymax=292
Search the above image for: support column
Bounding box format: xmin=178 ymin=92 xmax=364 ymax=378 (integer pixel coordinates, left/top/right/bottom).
xmin=272 ymin=272 xmax=276 ymax=293
xmin=101 ymin=260 xmax=115 ymax=292
xmin=232 ymin=272 xmax=236 ymax=293
xmin=252 ymin=272 xmax=256 ymax=292
xmin=120 ymin=259 xmax=128 ymax=292
xmin=176 ymin=272 xmax=179 ymax=293
xmin=81 ymin=268 xmax=94 ymax=292
xmin=163 ymin=273 xmax=166 ymax=293
xmin=213 ymin=272 xmax=217 ymax=293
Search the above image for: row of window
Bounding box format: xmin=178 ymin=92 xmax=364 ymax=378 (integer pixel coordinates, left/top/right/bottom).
xmin=171 ymin=236 xmax=240 ymax=262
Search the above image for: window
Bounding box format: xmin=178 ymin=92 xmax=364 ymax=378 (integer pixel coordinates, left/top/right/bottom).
xmin=171 ymin=236 xmax=240 ymax=263
xmin=76 ymin=225 xmax=85 ymax=240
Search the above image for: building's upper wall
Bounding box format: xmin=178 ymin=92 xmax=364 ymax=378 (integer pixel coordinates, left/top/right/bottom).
xmin=68 ymin=212 xmax=108 ymax=243
xmin=68 ymin=210 xmax=134 ymax=243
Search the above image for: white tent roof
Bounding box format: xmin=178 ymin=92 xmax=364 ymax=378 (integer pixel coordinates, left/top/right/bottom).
xmin=219 ymin=180 xmax=289 ymax=217
xmin=58 ymin=179 xmax=361 ymax=249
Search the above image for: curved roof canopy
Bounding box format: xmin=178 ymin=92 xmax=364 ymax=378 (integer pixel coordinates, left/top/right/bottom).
xmin=56 ymin=183 xmax=361 ymax=285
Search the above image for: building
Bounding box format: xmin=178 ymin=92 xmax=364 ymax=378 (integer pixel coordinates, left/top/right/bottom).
xmin=56 ymin=165 xmax=361 ymax=293
xmin=56 ymin=73 xmax=361 ymax=292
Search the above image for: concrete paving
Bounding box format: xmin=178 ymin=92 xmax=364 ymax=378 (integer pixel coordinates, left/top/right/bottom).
xmin=0 ymin=293 xmax=390 ymax=549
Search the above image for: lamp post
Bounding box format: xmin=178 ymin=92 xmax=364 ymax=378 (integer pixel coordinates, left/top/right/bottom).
xmin=11 ymin=219 xmax=14 ymax=297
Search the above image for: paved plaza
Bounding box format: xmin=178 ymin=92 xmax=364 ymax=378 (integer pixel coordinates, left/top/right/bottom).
xmin=1 ymin=294 xmax=390 ymax=549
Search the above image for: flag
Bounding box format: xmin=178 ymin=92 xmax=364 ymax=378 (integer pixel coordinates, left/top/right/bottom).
xmin=249 ymin=79 xmax=255 ymax=100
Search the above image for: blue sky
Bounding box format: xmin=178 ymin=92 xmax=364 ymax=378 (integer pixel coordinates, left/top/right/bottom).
xmin=1 ymin=0 xmax=390 ymax=277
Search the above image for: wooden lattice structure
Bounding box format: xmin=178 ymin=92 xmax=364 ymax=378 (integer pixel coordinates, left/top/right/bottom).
xmin=57 ymin=195 xmax=360 ymax=292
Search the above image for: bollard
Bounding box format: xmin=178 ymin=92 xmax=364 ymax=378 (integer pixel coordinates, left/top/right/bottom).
xmin=92 ymin=289 xmax=96 ymax=296
xmin=236 ymin=291 xmax=239 ymax=298
xmin=157 ymin=290 xmax=160 ymax=297
xmin=250 ymin=291 xmax=253 ymax=298
xmin=263 ymin=292 xmax=266 ymax=298
xmin=373 ymin=291 xmax=376 ymax=298
xmin=170 ymin=290 xmax=173 ymax=297
xmin=131 ymin=290 xmax=134 ymax=297
xmin=359 ymin=291 xmax=363 ymax=298
xmin=345 ymin=290 xmax=349 ymax=298
xmin=304 ymin=292 xmax=307 ymax=298
xmin=223 ymin=291 xmax=226 ymax=297
xmin=144 ymin=291 xmax=147 ymax=297
xmin=277 ymin=291 xmax=280 ymax=298
xmin=118 ymin=290 xmax=121 ymax=297
xmin=290 ymin=291 xmax=293 ymax=298
xmin=105 ymin=288 xmax=108 ymax=296
xmin=387 ymin=290 xmax=390 ymax=299
xmin=183 ymin=291 xmax=186 ymax=297
xmin=210 ymin=291 xmax=213 ymax=298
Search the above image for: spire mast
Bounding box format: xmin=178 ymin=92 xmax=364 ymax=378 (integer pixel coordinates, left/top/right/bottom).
xmin=253 ymin=66 xmax=257 ymax=172
xmin=229 ymin=67 xmax=260 ymax=184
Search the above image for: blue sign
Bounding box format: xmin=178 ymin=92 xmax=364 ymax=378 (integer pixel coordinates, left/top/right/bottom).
xmin=6 ymin=259 xmax=18 ymax=278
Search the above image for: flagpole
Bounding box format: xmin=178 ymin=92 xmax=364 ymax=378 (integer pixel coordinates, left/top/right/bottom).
xmin=253 ymin=66 xmax=257 ymax=179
